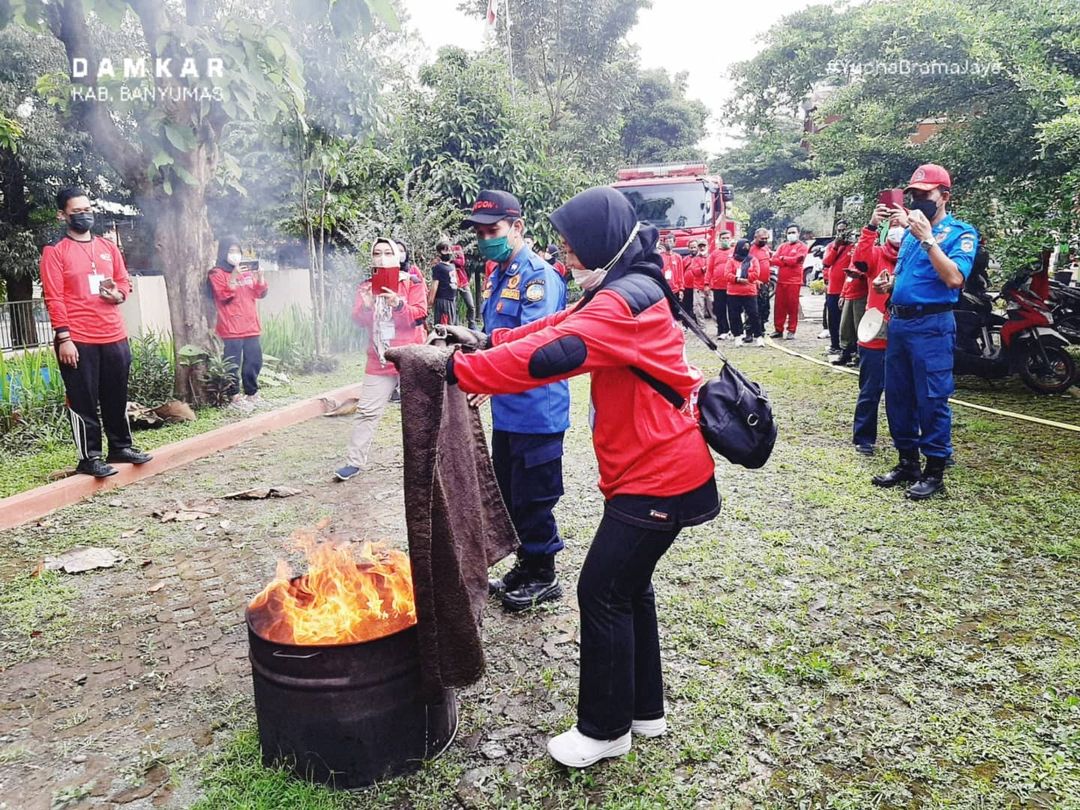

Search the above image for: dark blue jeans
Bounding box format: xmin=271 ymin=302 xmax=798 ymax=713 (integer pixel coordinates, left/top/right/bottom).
xmin=223 ymin=336 xmax=263 ymax=396
xmin=825 ymin=294 xmax=842 ymax=351
xmin=853 ymin=346 xmax=885 ymax=447
xmin=491 ymin=430 xmax=564 ymax=558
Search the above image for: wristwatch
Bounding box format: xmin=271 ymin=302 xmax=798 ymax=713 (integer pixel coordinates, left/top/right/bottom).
xmin=919 ymin=238 xmax=936 ymax=252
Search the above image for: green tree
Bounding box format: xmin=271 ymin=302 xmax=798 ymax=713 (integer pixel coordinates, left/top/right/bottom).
xmin=619 ymin=68 xmax=708 ymax=165
xmin=731 ymin=0 xmax=1080 ymax=277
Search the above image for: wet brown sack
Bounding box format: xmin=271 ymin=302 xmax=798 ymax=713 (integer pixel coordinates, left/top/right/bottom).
xmin=386 ymin=344 xmax=517 ymax=697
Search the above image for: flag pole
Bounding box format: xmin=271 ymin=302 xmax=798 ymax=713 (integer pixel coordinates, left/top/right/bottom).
xmin=504 ymin=0 xmax=516 ymax=101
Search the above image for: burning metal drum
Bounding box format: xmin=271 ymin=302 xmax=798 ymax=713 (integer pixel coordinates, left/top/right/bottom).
xmin=246 ymin=536 xmax=457 ymax=788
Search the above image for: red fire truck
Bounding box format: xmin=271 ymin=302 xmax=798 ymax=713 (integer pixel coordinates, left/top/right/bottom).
xmin=612 ymin=163 xmax=735 ymax=254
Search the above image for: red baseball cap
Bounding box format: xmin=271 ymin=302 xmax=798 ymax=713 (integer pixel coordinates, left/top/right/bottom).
xmin=905 ymin=164 xmax=951 ymax=192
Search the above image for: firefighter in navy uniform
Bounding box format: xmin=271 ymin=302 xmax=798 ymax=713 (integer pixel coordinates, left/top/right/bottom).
xmin=872 ymin=164 xmax=977 ymax=499
xmin=464 ymin=190 xmax=570 ymax=611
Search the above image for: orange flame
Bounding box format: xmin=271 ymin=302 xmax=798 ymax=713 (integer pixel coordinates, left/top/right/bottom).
xmin=247 ymin=531 xmax=416 ymax=646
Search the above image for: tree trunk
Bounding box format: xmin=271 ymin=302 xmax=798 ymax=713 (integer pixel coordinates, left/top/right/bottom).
xmin=143 ymin=180 xmax=215 ymax=400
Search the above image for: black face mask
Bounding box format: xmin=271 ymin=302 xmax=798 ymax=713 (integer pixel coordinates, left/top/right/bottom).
xmin=68 ymin=212 xmax=94 ymax=234
xmin=908 ymin=198 xmax=940 ymax=222
xmin=439 ymin=251 xmax=452 ymax=261
xmin=755 ymin=239 xmax=767 ymax=246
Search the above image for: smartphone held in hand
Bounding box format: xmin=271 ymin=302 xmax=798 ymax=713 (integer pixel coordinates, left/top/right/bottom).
xmin=878 ymin=188 xmax=904 ymax=208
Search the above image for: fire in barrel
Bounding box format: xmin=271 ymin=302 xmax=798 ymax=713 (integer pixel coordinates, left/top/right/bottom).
xmin=245 ymin=531 xmax=457 ymax=788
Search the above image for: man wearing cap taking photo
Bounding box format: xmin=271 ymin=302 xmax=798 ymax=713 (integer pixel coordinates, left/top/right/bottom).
xmin=871 ymin=164 xmax=977 ymax=499
xmin=462 ymin=190 xmax=570 ymax=612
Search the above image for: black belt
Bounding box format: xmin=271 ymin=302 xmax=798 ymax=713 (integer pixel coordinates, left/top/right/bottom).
xmin=888 ymin=302 xmax=953 ymax=319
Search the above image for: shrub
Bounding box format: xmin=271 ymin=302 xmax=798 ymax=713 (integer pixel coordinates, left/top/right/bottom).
xmin=127 ymin=331 xmax=175 ymax=406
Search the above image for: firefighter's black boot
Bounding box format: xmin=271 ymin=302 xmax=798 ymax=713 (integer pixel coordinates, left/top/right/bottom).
xmin=906 ymin=455 xmax=947 ymax=500
xmin=501 ymin=554 xmax=562 ymax=612
xmin=488 ymin=552 xmax=529 ymax=596
xmin=872 ymin=449 xmax=922 ymax=488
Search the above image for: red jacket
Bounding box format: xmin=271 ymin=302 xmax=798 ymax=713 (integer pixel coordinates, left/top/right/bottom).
xmin=774 ymin=241 xmax=808 ymax=286
xmin=452 ymin=276 xmax=714 ymax=500
xmin=40 ymin=236 xmax=130 ymax=344
xmin=353 ymin=274 xmax=428 ymax=376
xmin=706 ymin=248 xmax=732 ymax=290
xmin=684 ymin=256 xmax=708 ymax=290
xmin=209 ymin=267 xmax=268 ymax=339
xmin=452 ymin=247 xmax=468 ymax=289
xmin=750 ymin=243 xmax=772 ymax=272
xmin=661 ymin=253 xmax=684 ymax=293
xmin=852 ymin=228 xmax=899 ymax=350
xmin=822 ymin=241 xmax=853 ymax=295
xmin=724 ymin=256 xmax=768 ymax=296
xmin=553 ymin=260 xmax=568 ymax=280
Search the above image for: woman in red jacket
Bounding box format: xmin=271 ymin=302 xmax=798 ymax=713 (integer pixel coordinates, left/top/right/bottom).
xmin=724 ymin=239 xmax=769 ymax=346
xmin=208 ymin=236 xmax=268 ymax=408
xmin=851 ymin=208 xmax=902 ymax=454
xmin=445 ymin=187 xmax=720 ymax=769
xmin=821 ymin=222 xmax=853 ymax=356
xmin=334 ymin=238 xmax=428 ymax=481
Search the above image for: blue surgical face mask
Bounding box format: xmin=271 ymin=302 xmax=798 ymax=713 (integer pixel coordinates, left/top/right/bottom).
xmin=478 ymin=236 xmax=513 ymax=263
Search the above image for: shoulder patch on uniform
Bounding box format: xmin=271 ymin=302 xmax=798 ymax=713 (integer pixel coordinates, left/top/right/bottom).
xmin=605 ymin=274 xmax=665 ymax=315
xmin=525 ymin=282 xmax=545 ymax=302
xmin=960 ymin=236 xmax=975 ymax=253
xmin=500 ymin=288 xmax=521 ymax=300
xmin=507 ymin=274 xmax=521 ymax=289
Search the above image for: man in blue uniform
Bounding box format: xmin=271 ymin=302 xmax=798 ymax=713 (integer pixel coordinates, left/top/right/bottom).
xmin=463 ymin=190 xmax=570 ymax=611
xmin=872 ymin=164 xmax=977 ymax=499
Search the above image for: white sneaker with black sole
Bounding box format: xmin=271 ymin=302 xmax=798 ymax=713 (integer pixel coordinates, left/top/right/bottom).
xmin=547 ymin=727 xmax=631 ymax=768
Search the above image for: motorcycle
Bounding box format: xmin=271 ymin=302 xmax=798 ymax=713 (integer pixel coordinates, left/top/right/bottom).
xmin=1048 ymin=279 xmax=1080 ymax=345
xmin=953 ymin=274 xmax=1077 ymax=395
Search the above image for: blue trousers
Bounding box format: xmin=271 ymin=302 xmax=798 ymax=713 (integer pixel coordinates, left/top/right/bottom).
xmin=853 ymin=346 xmax=885 ymax=446
xmin=491 ymin=430 xmax=565 ymax=557
xmin=884 ymin=311 xmax=956 ymax=459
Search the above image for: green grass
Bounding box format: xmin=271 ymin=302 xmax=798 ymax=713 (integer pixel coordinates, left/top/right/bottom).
xmin=0 ymin=353 xmax=364 ymax=499
xmin=0 ymin=570 xmax=77 ymax=655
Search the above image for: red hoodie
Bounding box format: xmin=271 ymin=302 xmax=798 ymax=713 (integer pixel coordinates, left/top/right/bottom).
xmin=724 ymin=255 xmax=768 ymax=296
xmin=451 ymin=276 xmax=714 ymax=500
xmin=684 ymin=255 xmax=708 ymax=290
xmin=209 ymin=267 xmax=269 ymax=339
xmin=774 ymin=240 xmax=809 ymax=286
xmin=822 ymin=240 xmax=853 ymax=296
xmin=40 ymin=236 xmax=130 ymax=344
xmin=706 ymin=248 xmax=732 ymax=290
xmin=852 ymin=228 xmax=899 ymax=350
xmin=352 ymin=274 xmax=428 ymax=376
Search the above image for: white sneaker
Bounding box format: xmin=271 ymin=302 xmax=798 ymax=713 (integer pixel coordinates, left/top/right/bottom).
xmin=631 ymin=717 xmax=667 ymax=737
xmin=718 ymin=332 xmax=729 ymax=341
xmin=547 ymin=727 xmax=631 ymax=768
xmin=732 ymin=337 xmax=743 ymax=347
xmin=755 ymin=337 xmax=765 ymax=347
xmin=784 ymin=332 xmax=796 ymax=340
xmin=818 ymin=329 xmax=829 ymax=339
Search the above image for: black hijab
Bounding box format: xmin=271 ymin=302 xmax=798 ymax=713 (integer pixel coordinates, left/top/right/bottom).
xmin=549 ymin=187 xmax=668 ymax=305
xmin=215 ymin=236 xmax=241 ymax=271
xmin=733 ymin=238 xmax=752 ymax=274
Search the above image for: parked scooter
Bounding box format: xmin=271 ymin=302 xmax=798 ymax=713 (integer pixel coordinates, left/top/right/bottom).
xmin=953 ymin=273 xmax=1076 ymax=395
xmin=1048 ymin=279 xmax=1080 ymax=345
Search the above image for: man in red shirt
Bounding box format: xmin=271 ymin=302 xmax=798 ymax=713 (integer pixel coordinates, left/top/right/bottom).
xmin=40 ymin=187 xmax=152 ymax=478
xmin=837 ymin=225 xmax=870 ymax=366
xmin=821 ymin=221 xmax=854 ymax=356
xmin=682 ymin=240 xmax=708 ymax=324
xmin=771 ymin=225 xmax=808 ymax=339
xmin=706 ymin=231 xmax=733 ymax=338
xmin=659 ymin=239 xmax=684 ymax=296
xmin=750 ymin=228 xmax=773 ymax=329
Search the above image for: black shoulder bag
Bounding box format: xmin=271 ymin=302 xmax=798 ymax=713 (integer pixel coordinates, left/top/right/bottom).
xmin=631 ymin=282 xmax=777 ymax=469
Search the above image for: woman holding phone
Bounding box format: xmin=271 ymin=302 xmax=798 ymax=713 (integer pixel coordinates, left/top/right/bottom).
xmin=208 ymin=236 xmax=268 ymax=409
xmin=334 ymin=238 xmax=427 ymax=482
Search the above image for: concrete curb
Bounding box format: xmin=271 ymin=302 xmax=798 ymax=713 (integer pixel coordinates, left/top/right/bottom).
xmin=0 ymin=383 xmax=362 ymax=533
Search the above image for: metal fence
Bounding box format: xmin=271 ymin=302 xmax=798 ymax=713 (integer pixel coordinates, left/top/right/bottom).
xmin=0 ymin=299 xmax=52 ymax=352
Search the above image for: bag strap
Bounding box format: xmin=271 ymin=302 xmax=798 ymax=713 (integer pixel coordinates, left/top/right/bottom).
xmin=628 ymin=274 xmax=732 ymax=411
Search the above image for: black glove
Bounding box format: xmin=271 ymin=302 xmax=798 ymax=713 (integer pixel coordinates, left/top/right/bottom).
xmin=428 ymin=324 xmax=489 ymax=352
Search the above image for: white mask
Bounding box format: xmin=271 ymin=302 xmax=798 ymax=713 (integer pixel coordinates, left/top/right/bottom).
xmin=887 ymin=226 xmax=906 ymax=246
xmin=227 ymin=251 xmax=242 ymax=266
xmin=570 ymin=222 xmax=641 ymax=293
xmin=786 ymin=233 xmax=799 ymax=243
xmin=371 ymin=253 xmax=399 ymax=269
